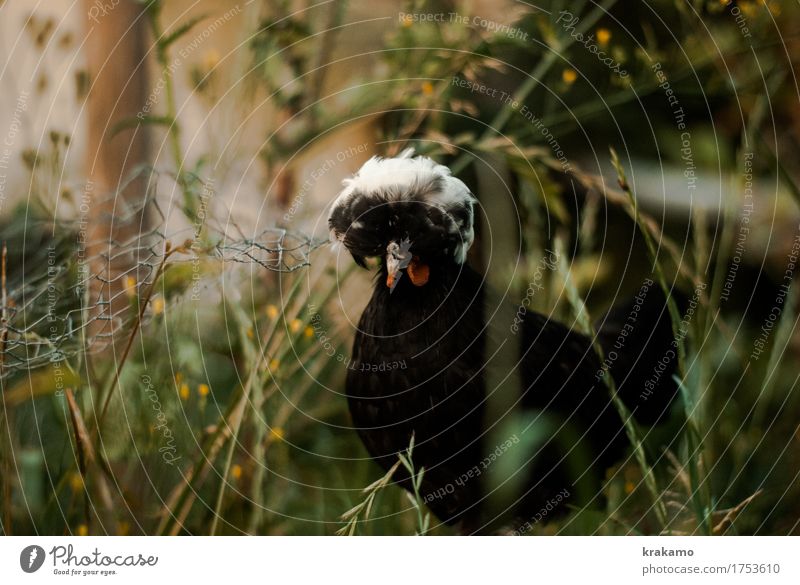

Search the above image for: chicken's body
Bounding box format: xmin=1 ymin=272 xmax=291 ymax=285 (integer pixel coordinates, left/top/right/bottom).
xmin=329 ymin=150 xmax=679 ymax=533
xmin=348 ymin=261 xmax=488 ymax=526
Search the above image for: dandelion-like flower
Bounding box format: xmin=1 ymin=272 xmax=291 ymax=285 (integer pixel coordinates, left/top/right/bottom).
xmin=152 ymin=297 xmax=165 ymax=315
xmin=268 ymin=427 xmax=285 ymax=443
xmin=124 ymin=275 xmax=137 ymax=297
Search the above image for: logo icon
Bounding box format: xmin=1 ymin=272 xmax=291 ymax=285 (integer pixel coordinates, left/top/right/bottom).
xmin=20 ymin=545 xmax=46 ymax=573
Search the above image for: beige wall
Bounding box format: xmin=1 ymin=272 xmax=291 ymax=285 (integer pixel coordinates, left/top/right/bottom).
xmin=0 ymin=0 xmax=520 ymax=234
xmin=0 ymin=0 xmax=85 ymax=217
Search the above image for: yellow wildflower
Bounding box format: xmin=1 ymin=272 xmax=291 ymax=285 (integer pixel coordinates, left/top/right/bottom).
xmin=596 ymin=28 xmax=611 ymax=46
xmin=69 ymin=472 xmax=84 ymax=492
xmin=198 ymin=383 xmax=210 ymax=397
xmin=125 ymin=275 xmax=137 ymax=297
xmin=179 ymin=383 xmax=190 ymax=400
xmin=152 ymin=297 xmax=165 ymax=315
xmin=268 ymin=427 xmax=285 ymax=443
xmin=202 ymin=49 xmax=220 ymax=71
xmin=562 ymin=69 xmax=577 ymax=84
xmin=231 ymin=464 xmax=242 ymax=480
xmin=739 ymin=0 xmax=757 ymax=16
xmin=266 ymin=304 xmax=279 ymax=319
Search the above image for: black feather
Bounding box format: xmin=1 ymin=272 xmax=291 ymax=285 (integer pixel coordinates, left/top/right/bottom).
xmin=331 ymin=153 xmax=680 ymax=533
xmin=346 ymin=260 xmax=679 ymax=533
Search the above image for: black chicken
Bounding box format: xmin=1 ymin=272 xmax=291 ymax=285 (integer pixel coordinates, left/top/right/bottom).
xmin=328 ymin=149 xmax=679 ymax=534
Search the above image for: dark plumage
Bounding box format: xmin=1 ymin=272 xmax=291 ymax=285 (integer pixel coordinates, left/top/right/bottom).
xmin=328 ymin=150 xmax=679 ymax=533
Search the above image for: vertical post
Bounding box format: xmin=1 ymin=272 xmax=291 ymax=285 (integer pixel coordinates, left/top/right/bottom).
xmin=81 ymin=0 xmax=150 ymax=345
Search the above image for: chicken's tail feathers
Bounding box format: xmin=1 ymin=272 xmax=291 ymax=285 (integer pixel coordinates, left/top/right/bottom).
xmin=595 ymin=281 xmax=686 ymax=425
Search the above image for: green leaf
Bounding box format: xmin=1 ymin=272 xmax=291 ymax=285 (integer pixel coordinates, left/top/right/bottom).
xmin=160 ymin=14 xmax=208 ymax=49
xmin=5 ymin=362 xmax=81 ymax=405
xmin=414 ymin=466 xmax=425 ymax=491
xmin=110 ymin=115 xmax=175 ymax=138
xmin=397 ymin=453 xmax=412 ymax=474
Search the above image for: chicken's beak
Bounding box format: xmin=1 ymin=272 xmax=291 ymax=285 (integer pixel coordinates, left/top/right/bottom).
xmin=385 ymin=240 xmax=411 ymax=292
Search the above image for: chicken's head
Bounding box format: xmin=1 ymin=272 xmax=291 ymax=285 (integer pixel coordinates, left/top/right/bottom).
xmin=327 ymin=149 xmax=477 ymax=291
